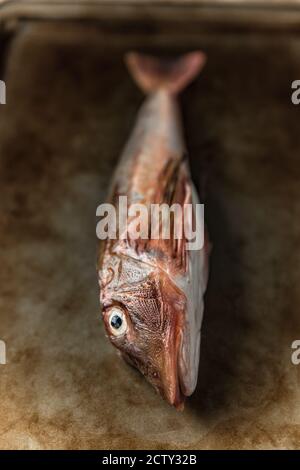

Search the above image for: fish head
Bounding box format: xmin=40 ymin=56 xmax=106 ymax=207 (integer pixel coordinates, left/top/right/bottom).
xmin=99 ymin=253 xmax=186 ymax=409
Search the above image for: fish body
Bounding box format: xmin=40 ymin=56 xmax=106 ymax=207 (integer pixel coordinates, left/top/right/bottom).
xmin=97 ymin=52 xmax=209 ymax=408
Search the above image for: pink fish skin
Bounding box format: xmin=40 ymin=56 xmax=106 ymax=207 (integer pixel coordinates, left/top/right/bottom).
xmin=97 ymin=51 xmax=209 ymax=409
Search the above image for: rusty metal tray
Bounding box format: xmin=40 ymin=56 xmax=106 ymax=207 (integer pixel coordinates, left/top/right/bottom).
xmin=0 ymin=1 xmax=299 ymax=450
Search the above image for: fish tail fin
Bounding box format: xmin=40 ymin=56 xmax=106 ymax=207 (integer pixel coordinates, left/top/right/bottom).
xmin=125 ymin=51 xmax=206 ymax=95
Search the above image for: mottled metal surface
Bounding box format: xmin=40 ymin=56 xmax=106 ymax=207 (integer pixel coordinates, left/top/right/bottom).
xmin=0 ymin=23 xmax=299 ymax=449
xmin=2 ymin=1 xmax=300 ymax=33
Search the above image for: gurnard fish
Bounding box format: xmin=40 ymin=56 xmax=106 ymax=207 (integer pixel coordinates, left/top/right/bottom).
xmin=97 ymin=51 xmax=210 ymax=409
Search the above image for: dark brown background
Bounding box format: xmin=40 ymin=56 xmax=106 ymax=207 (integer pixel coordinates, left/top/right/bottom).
xmin=0 ymin=20 xmax=299 ymax=449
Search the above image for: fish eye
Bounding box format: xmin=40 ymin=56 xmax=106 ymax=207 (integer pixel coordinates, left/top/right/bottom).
xmin=108 ymin=307 xmax=127 ymax=336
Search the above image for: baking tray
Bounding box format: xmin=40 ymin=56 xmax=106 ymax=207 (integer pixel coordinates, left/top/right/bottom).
xmin=0 ymin=1 xmax=299 ymax=450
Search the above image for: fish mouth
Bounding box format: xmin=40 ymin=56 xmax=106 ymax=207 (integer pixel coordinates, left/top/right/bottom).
xmin=157 ymin=328 xmax=185 ymax=410
xmin=123 ymin=347 xmax=185 ymax=409
xmin=159 ymin=363 xmax=185 ymax=410
xmin=122 ymin=330 xmax=185 ymax=409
